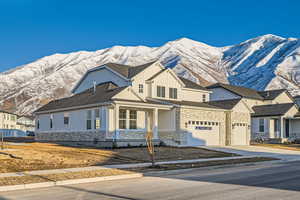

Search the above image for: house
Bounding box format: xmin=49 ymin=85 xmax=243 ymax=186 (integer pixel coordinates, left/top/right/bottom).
xmin=207 ymin=83 xmax=300 ymax=142
xmin=0 ymin=110 xmax=17 ymax=129
xmin=16 ymin=116 xmax=35 ymax=132
xmin=34 ymin=61 xmax=253 ymax=147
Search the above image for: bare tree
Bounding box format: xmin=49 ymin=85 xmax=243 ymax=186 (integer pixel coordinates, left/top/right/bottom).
xmin=146 ymin=131 xmax=155 ymax=166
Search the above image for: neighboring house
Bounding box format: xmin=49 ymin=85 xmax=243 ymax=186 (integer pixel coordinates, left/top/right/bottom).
xmin=208 ymin=83 xmax=300 ymax=142
xmin=0 ymin=110 xmax=17 ymax=129
xmin=34 ymin=61 xmax=253 ymax=147
xmin=16 ymin=116 xmax=35 ymax=132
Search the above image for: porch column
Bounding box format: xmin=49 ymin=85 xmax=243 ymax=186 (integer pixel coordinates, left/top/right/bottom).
xmin=153 ymin=108 xmax=158 ymax=139
xmin=114 ymin=104 xmax=119 ymax=139
xmin=279 ymin=116 xmax=284 ymax=138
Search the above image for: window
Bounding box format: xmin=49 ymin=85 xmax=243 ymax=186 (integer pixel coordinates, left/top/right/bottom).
xmin=202 ymin=94 xmax=206 ymax=102
xmin=138 ymin=84 xmax=144 ymax=93
xmin=157 ymin=86 xmax=165 ymax=98
xmin=64 ymin=112 xmax=69 ymax=126
xmin=129 ymin=110 xmax=137 ymax=129
xmin=119 ymin=109 xmax=127 ymax=129
xmin=94 ymin=109 xmax=101 ymax=129
xmin=259 ymin=118 xmax=264 ymax=132
xmin=86 ymin=110 xmax=92 ymax=130
xmin=169 ymin=88 xmax=178 ymax=99
xmin=50 ymin=115 xmax=53 ymax=129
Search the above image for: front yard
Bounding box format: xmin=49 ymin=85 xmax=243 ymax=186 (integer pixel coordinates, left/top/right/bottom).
xmin=0 ymin=142 xmax=236 ymax=173
xmin=254 ymin=143 xmax=300 ymax=151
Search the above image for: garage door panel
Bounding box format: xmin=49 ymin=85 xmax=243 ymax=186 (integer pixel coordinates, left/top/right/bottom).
xmin=187 ymin=125 xmax=220 ymax=146
xmin=232 ymin=123 xmax=248 ymax=145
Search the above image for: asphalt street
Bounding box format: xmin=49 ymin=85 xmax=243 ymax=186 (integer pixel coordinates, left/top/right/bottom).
xmin=1 ymin=161 xmax=300 ymax=200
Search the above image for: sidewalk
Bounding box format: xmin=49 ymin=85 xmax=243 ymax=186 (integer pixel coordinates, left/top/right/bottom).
xmin=0 ymin=155 xmax=258 ymax=178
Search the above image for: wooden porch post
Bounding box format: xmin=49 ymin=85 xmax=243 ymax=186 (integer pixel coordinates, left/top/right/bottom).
xmin=114 ymin=104 xmax=119 ymax=140
xmin=153 ymin=108 xmax=158 ymax=139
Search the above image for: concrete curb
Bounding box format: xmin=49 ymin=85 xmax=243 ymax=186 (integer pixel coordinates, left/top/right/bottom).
xmin=0 ymin=173 xmax=143 ymax=192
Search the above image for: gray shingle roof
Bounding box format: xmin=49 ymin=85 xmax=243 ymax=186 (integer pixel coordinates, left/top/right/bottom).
xmin=251 ymin=103 xmax=295 ymax=117
xmin=153 ymin=99 xmax=224 ymax=109
xmin=106 ymin=61 xmax=156 ymax=79
xmin=258 ymin=89 xmax=286 ymax=100
xmin=179 ymin=77 xmax=210 ymax=91
xmin=207 ymin=83 xmax=264 ymax=100
xmin=35 ymin=82 xmax=126 ymax=113
xmin=208 ymin=99 xmax=242 ymax=110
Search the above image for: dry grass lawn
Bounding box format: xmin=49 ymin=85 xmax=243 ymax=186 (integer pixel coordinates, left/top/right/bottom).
xmin=0 ymin=169 xmax=132 ymax=186
xmin=254 ymin=143 xmax=300 ymax=151
xmin=0 ymin=142 xmax=236 ymax=173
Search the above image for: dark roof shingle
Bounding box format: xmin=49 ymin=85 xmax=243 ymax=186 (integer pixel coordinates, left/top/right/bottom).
xmin=258 ymin=89 xmax=286 ymax=100
xmin=207 ymin=83 xmax=264 ymax=100
xmin=251 ymin=103 xmax=295 ymax=117
xmin=179 ymin=77 xmax=210 ymax=91
xmin=35 ymin=82 xmax=125 ymax=113
xmin=208 ymin=99 xmax=242 ymax=110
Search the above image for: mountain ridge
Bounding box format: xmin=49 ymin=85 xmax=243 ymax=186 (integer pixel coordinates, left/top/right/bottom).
xmin=1 ymin=34 xmax=300 ymax=115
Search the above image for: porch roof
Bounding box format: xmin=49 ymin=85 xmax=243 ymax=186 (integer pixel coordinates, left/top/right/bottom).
xmin=251 ymin=103 xmax=295 ymax=117
xmin=151 ymin=99 xmax=224 ymax=110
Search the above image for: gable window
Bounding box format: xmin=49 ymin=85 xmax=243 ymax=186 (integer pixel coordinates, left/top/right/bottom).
xmin=157 ymin=86 xmax=165 ymax=98
xmin=86 ymin=110 xmax=92 ymax=130
xmin=169 ymin=88 xmax=178 ymax=99
xmin=138 ymin=84 xmax=144 ymax=93
xmin=129 ymin=110 xmax=137 ymax=129
xmin=119 ymin=109 xmax=127 ymax=129
xmin=259 ymin=118 xmax=264 ymax=132
xmin=50 ymin=115 xmax=53 ymax=129
xmin=94 ymin=109 xmax=101 ymax=129
xmin=64 ymin=112 xmax=69 ymax=127
xmin=202 ymin=94 xmax=206 ymax=102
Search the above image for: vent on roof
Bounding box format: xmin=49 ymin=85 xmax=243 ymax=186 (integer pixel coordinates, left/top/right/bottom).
xmin=93 ymin=81 xmax=96 ymax=94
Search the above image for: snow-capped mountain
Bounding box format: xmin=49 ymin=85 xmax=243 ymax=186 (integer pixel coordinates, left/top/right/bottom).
xmin=0 ymin=34 xmax=300 ymax=115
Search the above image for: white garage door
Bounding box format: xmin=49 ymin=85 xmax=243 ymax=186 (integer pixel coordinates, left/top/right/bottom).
xmin=232 ymin=123 xmax=248 ymax=145
xmin=186 ymin=121 xmax=220 ymax=146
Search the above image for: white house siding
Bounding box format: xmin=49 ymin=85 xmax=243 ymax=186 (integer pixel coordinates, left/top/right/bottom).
xmin=210 ymin=88 xmax=240 ymax=101
xmin=73 ymin=68 xmax=130 ymax=94
xmin=158 ymin=109 xmax=176 ymax=131
xmin=272 ymin=92 xmax=293 ymax=104
xmin=35 ymin=106 xmax=108 ymax=142
xmin=131 ymin=62 xmax=163 ymax=99
xmin=291 ymin=119 xmax=300 ymax=139
xmin=150 ymin=70 xmax=183 ymax=100
xmin=181 ymin=89 xmax=210 ymax=102
xmin=251 ymin=117 xmax=271 ymax=139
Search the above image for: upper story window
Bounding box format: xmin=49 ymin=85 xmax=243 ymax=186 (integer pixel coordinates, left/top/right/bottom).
xmin=157 ymin=86 xmax=165 ymax=98
xmin=94 ymin=109 xmax=101 ymax=129
xmin=202 ymin=94 xmax=206 ymax=102
xmin=259 ymin=118 xmax=264 ymax=132
xmin=64 ymin=112 xmax=69 ymax=126
xmin=138 ymin=84 xmax=144 ymax=93
xmin=169 ymin=88 xmax=178 ymax=99
xmin=86 ymin=110 xmax=92 ymax=130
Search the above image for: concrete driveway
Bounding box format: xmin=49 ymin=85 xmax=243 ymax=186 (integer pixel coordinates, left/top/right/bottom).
xmin=201 ymin=145 xmax=300 ymax=162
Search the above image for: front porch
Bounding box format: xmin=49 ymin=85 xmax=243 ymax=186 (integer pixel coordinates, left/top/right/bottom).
xmin=110 ymin=101 xmax=177 ymax=147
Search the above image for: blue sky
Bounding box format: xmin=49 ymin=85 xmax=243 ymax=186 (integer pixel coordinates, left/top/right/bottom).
xmin=0 ymin=0 xmax=299 ymax=72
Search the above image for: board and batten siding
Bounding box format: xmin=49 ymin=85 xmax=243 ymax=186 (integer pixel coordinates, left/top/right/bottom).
xmin=37 ymin=107 xmax=108 ymax=132
xmin=210 ymin=88 xmax=240 ymax=101
xmin=73 ymin=68 xmax=130 ymax=94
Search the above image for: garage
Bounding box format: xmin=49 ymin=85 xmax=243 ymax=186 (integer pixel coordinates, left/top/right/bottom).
xmin=231 ymin=123 xmax=248 ymax=145
xmin=186 ymin=120 xmax=221 ymax=146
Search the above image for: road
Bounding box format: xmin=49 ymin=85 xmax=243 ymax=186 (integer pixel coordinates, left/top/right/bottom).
xmin=1 ymin=161 xmax=300 ymax=200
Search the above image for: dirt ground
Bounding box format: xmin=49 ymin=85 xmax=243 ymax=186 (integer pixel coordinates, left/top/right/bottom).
xmin=254 ymin=143 xmax=300 ymax=151
xmin=0 ymin=142 xmax=236 ymax=173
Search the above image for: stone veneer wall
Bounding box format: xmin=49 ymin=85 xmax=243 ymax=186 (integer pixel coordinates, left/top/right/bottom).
xmin=118 ymin=130 xmax=147 ymax=139
xmin=35 ymin=131 xmax=106 ymax=142
xmin=178 ymin=107 xmax=227 ymax=146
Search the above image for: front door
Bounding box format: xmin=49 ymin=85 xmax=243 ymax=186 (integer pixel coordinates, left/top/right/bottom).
xmin=285 ymin=119 xmax=290 ymax=138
